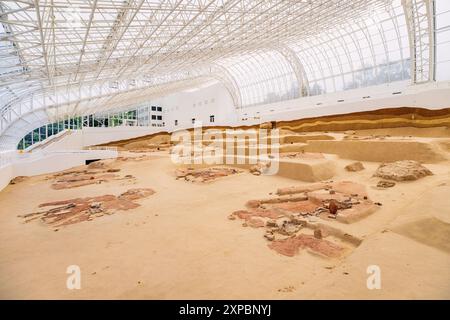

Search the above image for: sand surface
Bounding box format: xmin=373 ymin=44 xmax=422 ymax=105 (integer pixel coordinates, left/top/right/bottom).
xmin=0 ymin=128 xmax=449 ymax=299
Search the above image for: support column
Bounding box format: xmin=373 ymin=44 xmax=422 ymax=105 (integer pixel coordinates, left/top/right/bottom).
xmin=403 ymin=0 xmax=436 ymax=83
xmin=275 ymin=46 xmax=310 ymax=97
xmin=210 ymin=64 xmax=243 ymax=109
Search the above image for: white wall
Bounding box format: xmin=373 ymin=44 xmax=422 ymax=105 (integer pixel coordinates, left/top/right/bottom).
xmin=0 ymin=164 xmax=14 ymax=192
xmin=31 ymin=81 xmax=239 ymax=150
xmin=81 ymin=126 xmax=164 ymax=147
xmin=42 ymin=126 xmax=165 ymax=151
xmin=153 ymin=81 xmax=238 ymax=131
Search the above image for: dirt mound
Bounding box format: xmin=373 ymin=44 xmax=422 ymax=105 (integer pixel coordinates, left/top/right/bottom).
xmin=373 ymin=160 xmax=433 ymax=181
xmin=345 ymin=162 xmax=365 ymax=172
xmin=9 ymin=176 xmax=28 ymax=185
xmin=175 ymin=167 xmax=241 ymax=183
xmin=19 ymin=188 xmax=155 ymax=228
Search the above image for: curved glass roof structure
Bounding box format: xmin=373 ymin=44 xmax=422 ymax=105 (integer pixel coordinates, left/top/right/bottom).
xmin=0 ymin=0 xmax=449 ymax=149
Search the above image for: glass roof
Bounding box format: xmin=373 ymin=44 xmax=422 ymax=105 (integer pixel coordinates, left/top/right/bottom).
xmin=0 ymin=0 xmax=448 ymax=149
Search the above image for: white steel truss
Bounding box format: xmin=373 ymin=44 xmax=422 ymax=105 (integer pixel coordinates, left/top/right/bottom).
xmin=0 ymin=0 xmax=443 ymax=150
xmin=403 ymin=0 xmax=436 ymax=83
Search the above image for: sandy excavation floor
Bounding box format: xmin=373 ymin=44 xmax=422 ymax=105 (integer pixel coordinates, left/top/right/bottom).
xmin=0 ymin=127 xmax=450 ymax=299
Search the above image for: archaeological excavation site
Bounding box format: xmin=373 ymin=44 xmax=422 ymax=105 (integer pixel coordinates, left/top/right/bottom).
xmin=0 ymin=0 xmax=449 ymax=302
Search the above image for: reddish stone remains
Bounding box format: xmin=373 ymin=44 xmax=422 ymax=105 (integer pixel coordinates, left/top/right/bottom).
xmin=49 ymin=161 xmax=132 ymax=190
xmin=20 ymin=188 xmax=155 ymax=228
xmin=228 ymin=180 xmax=376 ymax=257
xmin=268 ymin=235 xmax=344 ymax=258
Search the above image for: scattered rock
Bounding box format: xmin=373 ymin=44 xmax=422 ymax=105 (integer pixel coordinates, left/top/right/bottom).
xmin=373 ymin=160 xmax=432 ymax=181
xmin=249 ymin=161 xmax=271 ymax=176
xmin=290 ymin=217 xmax=306 ymax=226
xmin=264 ymin=232 xmax=275 ymax=241
xmin=345 ymin=162 xmax=365 ymax=172
xmin=277 ymin=221 xmax=301 ymax=236
xmin=89 ymin=202 xmax=104 ymax=214
xmin=328 ymin=199 xmax=339 ymax=215
xmin=266 ymin=220 xmax=278 ymax=228
xmin=377 ymin=180 xmax=396 ymax=188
